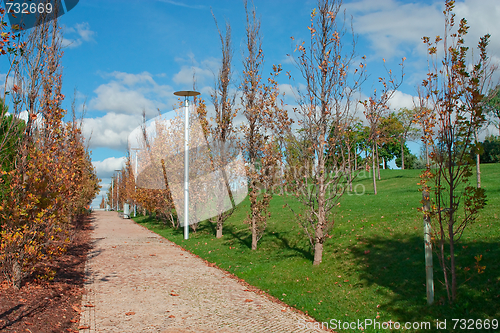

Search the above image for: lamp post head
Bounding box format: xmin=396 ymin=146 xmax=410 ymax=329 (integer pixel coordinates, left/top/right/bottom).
xmin=174 ymin=90 xmax=200 ymax=97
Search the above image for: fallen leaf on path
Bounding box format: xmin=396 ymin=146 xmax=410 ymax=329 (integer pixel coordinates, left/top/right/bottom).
xmin=170 ymin=292 xmax=179 ymax=296
xmin=149 ymin=254 xmax=156 ymax=256
xmin=70 ymin=319 xmax=78 ymax=323
xmin=244 ymin=299 xmax=253 ymax=302
xmin=125 ymin=312 xmax=135 ymax=316
xmin=78 ymin=325 xmax=90 ymax=330
xmin=84 ymin=304 xmax=94 ymax=307
xmin=72 ymin=305 xmax=81 ymax=313
xmin=168 ymin=315 xmax=175 ymax=318
xmin=24 ymin=321 xmax=33 ymax=325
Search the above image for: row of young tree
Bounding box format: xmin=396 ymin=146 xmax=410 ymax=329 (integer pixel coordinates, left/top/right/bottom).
xmin=108 ymin=0 xmax=497 ymax=303
xmin=0 ymin=9 xmax=101 ymax=288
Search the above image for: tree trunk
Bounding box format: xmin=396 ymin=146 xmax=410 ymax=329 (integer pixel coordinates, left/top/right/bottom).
xmin=376 ymin=143 xmax=381 ymax=180
xmin=401 ymin=138 xmax=405 ymax=170
xmin=314 ymin=139 xmax=326 ymax=265
xmin=372 ymin=143 xmax=377 ymax=195
xmin=13 ymin=260 xmax=22 ymax=289
xmin=313 ymin=236 xmax=323 ymax=265
xmin=422 ymin=190 xmax=434 ymax=305
xmin=440 ymin=237 xmax=451 ymax=302
xmin=425 ymin=143 xmax=430 ymax=166
xmin=475 ymin=129 xmax=481 ymax=188
xmin=216 ymin=218 xmax=223 ymax=238
xmin=251 ymin=214 xmax=258 ymax=250
xmin=449 ymin=221 xmax=456 ymax=302
xmin=476 ymin=153 xmax=481 ymax=189
xmin=347 ymin=148 xmax=352 ymax=191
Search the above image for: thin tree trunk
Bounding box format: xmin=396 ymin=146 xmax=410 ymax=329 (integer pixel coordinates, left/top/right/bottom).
xmin=475 ymin=129 xmax=481 ymax=188
xmin=422 ymin=190 xmax=434 ymax=305
xmin=216 ymin=219 xmax=223 ymax=238
xmin=372 ymin=143 xmax=377 ymax=195
xmin=348 ymin=147 xmax=352 ymax=191
xmin=251 ymin=214 xmax=258 ymax=250
xmin=449 ymin=221 xmax=456 ymax=302
xmin=476 ymin=153 xmax=481 ymax=188
xmin=401 ymin=138 xmax=405 ymax=170
xmin=425 ymin=143 xmax=430 ymax=166
xmin=376 ymin=143 xmax=381 ymax=180
xmin=440 ymin=237 xmax=451 ymax=302
xmin=313 ymin=233 xmax=323 ymax=265
xmin=314 ymin=140 xmax=326 ymax=265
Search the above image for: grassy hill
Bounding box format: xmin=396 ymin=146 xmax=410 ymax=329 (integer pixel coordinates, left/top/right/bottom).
xmin=134 ymin=163 xmax=500 ymax=332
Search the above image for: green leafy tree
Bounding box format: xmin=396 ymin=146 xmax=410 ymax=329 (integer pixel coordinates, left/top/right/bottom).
xmin=485 ymin=85 xmax=500 ymax=135
xmin=480 ymin=135 xmax=500 ymax=163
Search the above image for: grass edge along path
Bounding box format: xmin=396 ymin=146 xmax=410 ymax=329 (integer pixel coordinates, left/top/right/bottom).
xmin=133 ymin=164 xmax=500 ymax=333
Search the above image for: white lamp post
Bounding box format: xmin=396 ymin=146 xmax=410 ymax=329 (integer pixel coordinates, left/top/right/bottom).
xmin=111 ymin=177 xmax=114 ymax=211
xmin=115 ymin=169 xmax=121 ymax=211
xmin=173 ymin=90 xmax=200 ymax=240
xmin=130 ymin=147 xmax=140 ymax=217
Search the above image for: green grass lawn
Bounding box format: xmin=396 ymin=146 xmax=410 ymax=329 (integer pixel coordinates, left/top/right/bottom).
xmin=133 ymin=163 xmax=500 ymax=332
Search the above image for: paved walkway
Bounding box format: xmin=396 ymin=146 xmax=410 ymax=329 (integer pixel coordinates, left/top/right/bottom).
xmin=79 ymin=211 xmax=325 ymax=332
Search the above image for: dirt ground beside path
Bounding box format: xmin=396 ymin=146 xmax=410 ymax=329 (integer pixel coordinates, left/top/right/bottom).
xmin=79 ymin=211 xmax=327 ymax=333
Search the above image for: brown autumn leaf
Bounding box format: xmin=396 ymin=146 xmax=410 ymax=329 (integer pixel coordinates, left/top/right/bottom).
xmin=78 ymin=325 xmax=90 ymax=330
xmin=168 ymin=315 xmax=175 ymax=318
xmin=24 ymin=322 xmax=33 ymax=325
xmin=84 ymin=304 xmax=95 ymax=307
xmin=244 ymin=299 xmax=253 ymax=302
xmin=72 ymin=305 xmax=81 ymax=313
xmin=125 ymin=312 xmax=135 ymax=316
xmin=70 ymin=319 xmax=78 ymax=323
xmin=170 ymin=292 xmax=179 ymax=296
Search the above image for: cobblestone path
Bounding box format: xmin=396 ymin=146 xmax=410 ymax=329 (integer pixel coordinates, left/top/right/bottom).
xmin=79 ymin=211 xmax=327 ymax=333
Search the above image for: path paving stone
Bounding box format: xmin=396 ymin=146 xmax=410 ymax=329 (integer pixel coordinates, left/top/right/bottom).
xmin=79 ymin=211 xmax=328 ymax=332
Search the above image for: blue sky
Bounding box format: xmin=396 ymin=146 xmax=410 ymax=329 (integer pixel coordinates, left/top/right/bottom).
xmin=2 ymin=0 xmax=499 ymax=207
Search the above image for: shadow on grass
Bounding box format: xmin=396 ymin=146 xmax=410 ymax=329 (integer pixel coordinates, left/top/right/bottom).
xmin=349 ymin=234 xmax=500 ymax=324
xmin=223 ymin=224 xmax=252 ymax=249
xmin=267 ymin=231 xmax=314 ymax=262
xmin=137 ymin=214 xmax=316 ymax=262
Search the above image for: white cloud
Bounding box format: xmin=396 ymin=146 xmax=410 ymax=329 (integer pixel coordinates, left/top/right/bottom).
xmin=387 ymin=90 xmax=417 ymax=110
xmin=62 ymin=22 xmax=95 ymax=49
xmin=173 ymin=65 xmax=214 ymax=86
xmin=345 ymin=0 xmax=500 ymax=64
xmin=82 ymin=112 xmax=143 ymax=150
xmin=172 ymin=56 xmax=219 ymax=88
xmin=90 ymin=82 xmax=160 ymax=115
xmin=92 ymin=156 xmax=127 ymax=180
xmin=89 ymin=71 xmax=176 ymax=117
xmin=345 ymin=0 xmax=441 ymax=60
